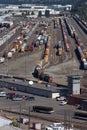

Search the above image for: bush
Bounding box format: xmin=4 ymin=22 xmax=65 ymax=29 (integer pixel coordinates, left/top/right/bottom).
xmin=10 ymin=121 xmax=19 ymax=127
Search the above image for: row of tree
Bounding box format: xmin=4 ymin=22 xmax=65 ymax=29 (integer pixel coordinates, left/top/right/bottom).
xmin=21 ymin=10 xmax=50 ymax=18
xmin=71 ymin=0 xmax=87 ymax=21
xmin=38 ymin=10 xmax=50 ymax=17
xmin=0 ymin=0 xmax=83 ymax=5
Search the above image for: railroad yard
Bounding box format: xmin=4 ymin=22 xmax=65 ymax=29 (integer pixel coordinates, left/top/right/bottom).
xmin=0 ymin=15 xmax=86 ymax=85
xmin=0 ymin=13 xmax=87 ymax=130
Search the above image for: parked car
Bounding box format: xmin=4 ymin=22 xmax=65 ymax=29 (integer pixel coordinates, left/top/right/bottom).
xmin=25 ymin=96 xmax=35 ymax=101
xmin=7 ymin=93 xmax=15 ymax=99
xmin=59 ymin=101 xmax=67 ymax=105
xmin=12 ymin=94 xmax=23 ymax=101
xmin=56 ymin=96 xmax=66 ymax=101
xmin=22 ymin=95 xmax=28 ymax=99
xmin=12 ymin=95 xmax=23 ymax=101
xmin=0 ymin=91 xmax=7 ymax=97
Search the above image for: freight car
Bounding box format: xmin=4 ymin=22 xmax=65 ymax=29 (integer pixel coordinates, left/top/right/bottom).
xmin=33 ymin=35 xmax=52 ymax=82
xmin=27 ymin=44 xmax=34 ymax=51
xmin=34 ymin=65 xmax=43 ymax=78
xmin=77 ymin=46 xmax=85 ymax=60
xmin=63 ymin=32 xmax=70 ymax=52
xmin=64 ymin=18 xmax=75 ymax=38
xmin=74 ymin=110 xmax=87 ymax=120
xmin=39 ymin=73 xmax=53 ymax=82
xmin=83 ymin=61 xmax=87 ymax=70
xmin=34 ymin=64 xmax=53 ymax=83
xmin=20 ymin=43 xmax=27 ymax=52
xmin=33 ymin=106 xmax=54 ymax=114
xmin=57 ymin=41 xmax=63 ymax=56
xmin=60 ymin=18 xmax=70 ymax=52
xmin=77 ymin=45 xmax=87 ymax=69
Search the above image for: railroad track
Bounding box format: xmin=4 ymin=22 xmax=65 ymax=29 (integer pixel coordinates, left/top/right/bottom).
xmin=1 ymin=108 xmax=87 ymax=129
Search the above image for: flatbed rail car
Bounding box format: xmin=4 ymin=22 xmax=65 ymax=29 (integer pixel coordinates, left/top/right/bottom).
xmin=33 ymin=106 xmax=54 ymax=114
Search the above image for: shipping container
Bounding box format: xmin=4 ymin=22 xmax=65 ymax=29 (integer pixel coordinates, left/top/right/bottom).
xmin=34 ymin=41 xmax=39 ymax=47
xmin=43 ymin=36 xmax=48 ymax=44
xmin=37 ymin=61 xmax=43 ymax=67
xmin=83 ymin=61 xmax=87 ymax=70
xmin=44 ymin=75 xmax=53 ymax=82
xmin=7 ymin=52 xmax=13 ymax=58
xmin=11 ymin=48 xmax=16 ymax=54
xmin=28 ymin=45 xmax=34 ymax=51
xmin=20 ymin=43 xmax=27 ymax=52
xmin=44 ymin=55 xmax=49 ymax=63
xmin=34 ymin=65 xmax=43 ymax=78
xmin=58 ymin=48 xmax=63 ymax=56
xmin=45 ymin=48 xmax=50 ymax=55
xmin=39 ymin=39 xmax=44 ymax=45
xmin=33 ymin=122 xmax=42 ymax=130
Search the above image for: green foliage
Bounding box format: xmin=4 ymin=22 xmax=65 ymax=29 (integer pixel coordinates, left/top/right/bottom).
xmin=72 ymin=0 xmax=87 ymax=21
xmin=31 ymin=11 xmax=34 ymax=15
xmin=10 ymin=121 xmax=19 ymax=127
xmin=45 ymin=10 xmax=50 ymax=17
xmin=38 ymin=11 xmax=42 ymax=17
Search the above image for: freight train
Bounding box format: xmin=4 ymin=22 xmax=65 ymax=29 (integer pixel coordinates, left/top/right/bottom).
xmin=59 ymin=18 xmax=70 ymax=52
xmin=33 ymin=36 xmax=53 ymax=83
xmin=73 ymin=15 xmax=87 ymax=34
xmin=64 ymin=18 xmax=75 ymax=38
xmin=74 ymin=30 xmax=87 ymax=69
xmin=64 ymin=16 xmax=87 ymax=70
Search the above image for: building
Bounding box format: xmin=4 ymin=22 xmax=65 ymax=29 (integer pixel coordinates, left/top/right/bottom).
xmin=0 ymin=4 xmax=72 ymax=17
xmin=68 ymin=75 xmax=81 ymax=95
xmin=0 ymin=75 xmax=60 ymax=99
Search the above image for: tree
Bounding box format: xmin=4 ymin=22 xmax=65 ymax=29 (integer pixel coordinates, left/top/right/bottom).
xmin=10 ymin=121 xmax=19 ymax=127
xmin=31 ymin=11 xmax=34 ymax=15
xmin=38 ymin=11 xmax=42 ymax=17
xmin=45 ymin=10 xmax=50 ymax=18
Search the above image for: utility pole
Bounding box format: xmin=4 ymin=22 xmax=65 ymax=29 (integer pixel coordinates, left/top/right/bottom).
xmin=25 ymin=56 xmax=27 ymax=78
xmin=6 ymin=37 xmax=9 ymax=76
xmin=64 ymin=110 xmax=67 ymax=130
xmin=19 ymin=104 xmax=21 ymax=128
xmin=28 ymin=106 xmax=30 ymax=130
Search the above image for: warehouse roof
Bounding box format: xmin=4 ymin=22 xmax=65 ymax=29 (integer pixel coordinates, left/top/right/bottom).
xmin=0 ymin=76 xmax=61 ymax=93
